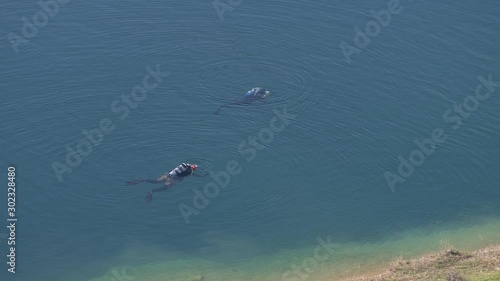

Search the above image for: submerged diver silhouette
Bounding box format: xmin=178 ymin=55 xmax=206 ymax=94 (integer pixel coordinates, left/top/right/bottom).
xmin=125 ymin=163 xmax=207 ymax=202
xmin=214 ymin=87 xmax=271 ymax=115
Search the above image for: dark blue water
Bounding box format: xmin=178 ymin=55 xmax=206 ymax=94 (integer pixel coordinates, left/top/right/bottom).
xmin=1 ymin=1 xmax=499 ymax=280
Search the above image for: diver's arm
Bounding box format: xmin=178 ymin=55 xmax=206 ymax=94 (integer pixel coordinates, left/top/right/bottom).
xmin=192 ymin=167 xmax=209 ymax=177
xmin=192 ymin=172 xmax=208 ymax=178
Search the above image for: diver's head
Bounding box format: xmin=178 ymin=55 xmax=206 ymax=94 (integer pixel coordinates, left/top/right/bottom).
xmin=190 ymin=164 xmax=198 ymax=170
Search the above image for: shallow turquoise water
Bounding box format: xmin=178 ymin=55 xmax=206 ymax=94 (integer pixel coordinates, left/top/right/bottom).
xmin=1 ymin=1 xmax=499 ymax=280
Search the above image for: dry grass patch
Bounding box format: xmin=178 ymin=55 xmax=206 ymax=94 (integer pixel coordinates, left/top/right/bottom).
xmin=342 ymin=245 xmax=500 ymax=281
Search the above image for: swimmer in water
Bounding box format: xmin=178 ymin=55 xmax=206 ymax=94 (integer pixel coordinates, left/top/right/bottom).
xmin=214 ymin=87 xmax=271 ymax=115
xmin=125 ymin=163 xmax=207 ymax=203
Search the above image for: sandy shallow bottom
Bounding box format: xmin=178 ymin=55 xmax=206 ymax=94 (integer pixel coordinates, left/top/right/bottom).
xmin=87 ymin=216 xmax=500 ymax=281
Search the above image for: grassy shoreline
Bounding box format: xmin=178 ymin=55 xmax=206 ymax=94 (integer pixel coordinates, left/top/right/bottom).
xmin=343 ymin=244 xmax=500 ymax=281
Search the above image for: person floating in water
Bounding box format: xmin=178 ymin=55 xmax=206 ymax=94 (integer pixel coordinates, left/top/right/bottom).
xmin=125 ymin=163 xmax=206 ymax=203
xmin=214 ymin=87 xmax=271 ymax=115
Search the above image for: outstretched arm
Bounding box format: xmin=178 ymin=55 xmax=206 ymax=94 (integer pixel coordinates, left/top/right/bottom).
xmin=192 ymin=167 xmax=209 ymax=177
xmin=192 ymin=172 xmax=208 ymax=177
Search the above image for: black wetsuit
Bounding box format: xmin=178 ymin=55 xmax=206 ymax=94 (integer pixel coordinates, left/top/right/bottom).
xmin=125 ymin=163 xmax=196 ymax=203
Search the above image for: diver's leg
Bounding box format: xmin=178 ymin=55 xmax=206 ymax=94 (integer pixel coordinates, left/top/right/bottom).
xmin=214 ymin=104 xmax=230 ymax=115
xmin=126 ymin=173 xmax=169 ymax=186
xmin=145 ymin=179 xmax=161 ymax=184
xmin=145 ymin=187 xmax=167 ymax=203
xmin=125 ymin=178 xmax=164 ymax=185
xmin=145 ymin=177 xmax=178 ymax=203
xmin=125 ymin=179 xmax=158 ymax=186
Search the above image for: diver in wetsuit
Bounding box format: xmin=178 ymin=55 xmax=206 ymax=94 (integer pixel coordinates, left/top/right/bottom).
xmin=214 ymin=87 xmax=271 ymax=115
xmin=125 ymin=163 xmax=206 ymax=202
